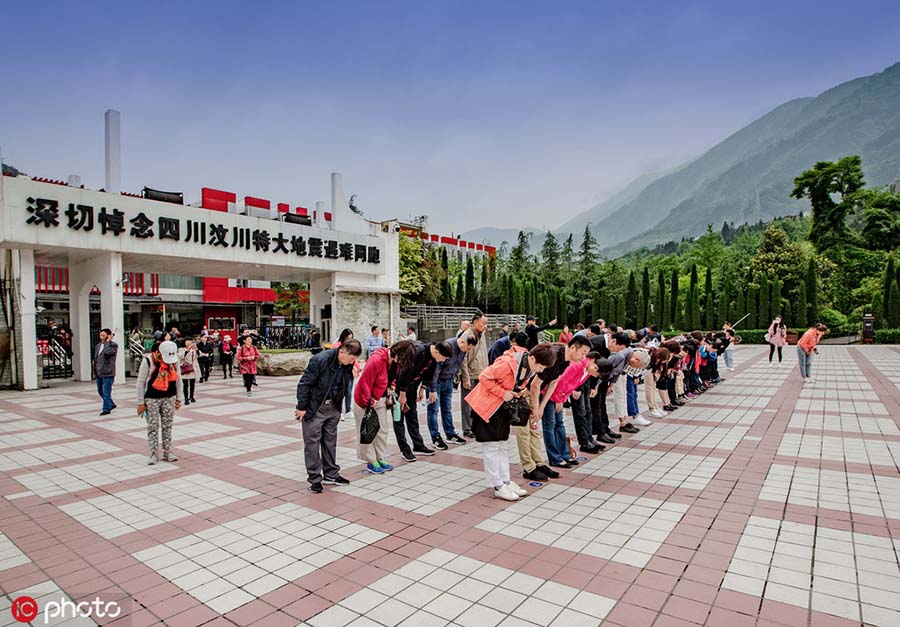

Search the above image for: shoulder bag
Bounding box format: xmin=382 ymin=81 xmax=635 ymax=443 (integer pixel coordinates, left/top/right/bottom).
xmin=498 ymin=354 xmax=535 ymax=427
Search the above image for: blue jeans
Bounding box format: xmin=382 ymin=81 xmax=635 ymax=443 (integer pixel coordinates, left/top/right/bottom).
xmin=797 ymin=347 xmax=813 ymax=378
xmin=344 ymin=377 xmax=354 ymax=413
xmin=96 ymin=376 xmax=114 ymax=412
xmin=427 ymin=380 xmax=457 ymax=439
xmin=723 ymin=350 xmax=733 ymax=369
xmin=541 ymin=401 xmax=569 ymax=464
xmin=626 ymin=377 xmax=639 ymax=417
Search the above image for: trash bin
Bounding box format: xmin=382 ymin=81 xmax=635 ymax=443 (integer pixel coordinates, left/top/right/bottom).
xmin=862 ymin=313 xmax=875 ymax=344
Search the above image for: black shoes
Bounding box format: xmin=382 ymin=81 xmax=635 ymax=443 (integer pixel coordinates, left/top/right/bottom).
xmin=537 ymin=465 xmax=560 ymax=479
xmin=308 ymin=482 xmax=324 ymax=494
xmin=401 ymin=450 xmax=417 ymax=463
xmin=100 ymin=410 xmax=111 ymax=416
xmin=580 ymin=444 xmax=604 ymax=454
xmin=606 ymin=431 xmax=622 ymax=439
xmin=463 ymin=430 xmax=475 ymax=438
xmin=322 ymin=476 xmax=350 ymax=486
xmin=663 ymin=405 xmax=677 ymax=411
xmin=413 ymin=446 xmax=436 ymax=456
xmin=598 ymin=434 xmax=616 ymax=444
xmin=523 ymin=468 xmax=549 ymax=481
xmin=432 ymin=437 xmax=449 ymax=450
xmin=448 ymin=434 xmax=467 ymax=445
xmin=620 ymin=424 xmax=640 ymax=434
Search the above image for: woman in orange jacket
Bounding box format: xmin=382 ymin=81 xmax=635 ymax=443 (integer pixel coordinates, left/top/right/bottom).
xmin=797 ymin=323 xmax=827 ymax=383
xmin=466 ymin=342 xmax=557 ymax=501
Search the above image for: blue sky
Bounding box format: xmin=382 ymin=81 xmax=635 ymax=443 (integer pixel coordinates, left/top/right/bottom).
xmin=2 ymin=1 xmax=899 ymax=235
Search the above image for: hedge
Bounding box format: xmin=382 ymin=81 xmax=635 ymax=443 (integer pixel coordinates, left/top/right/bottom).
xmin=875 ymin=329 xmax=900 ymax=344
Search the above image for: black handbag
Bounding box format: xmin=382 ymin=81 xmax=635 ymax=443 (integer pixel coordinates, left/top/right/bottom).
xmin=498 ymin=356 xmax=534 ymax=427
xmin=359 ymin=402 xmax=380 ymax=444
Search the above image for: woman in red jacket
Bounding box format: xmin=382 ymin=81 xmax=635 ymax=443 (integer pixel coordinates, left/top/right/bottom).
xmin=236 ymin=335 xmax=261 ymax=397
xmin=466 ymin=342 xmax=556 ymax=501
xmin=353 ymin=340 xmax=416 ymax=474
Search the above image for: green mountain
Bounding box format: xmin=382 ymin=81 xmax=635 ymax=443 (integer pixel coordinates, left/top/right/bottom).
xmin=596 ymin=61 xmax=900 ymax=256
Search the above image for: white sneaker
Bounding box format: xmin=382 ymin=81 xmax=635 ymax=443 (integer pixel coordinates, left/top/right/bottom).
xmin=807 ymin=378 xmax=816 ymax=384
xmin=801 ymin=378 xmax=808 ymax=384
xmin=728 ymin=367 xmax=735 ymax=371
xmin=505 ymin=481 xmax=527 ymax=497
xmin=770 ymin=362 xmax=775 ymax=368
xmin=493 ymin=484 xmax=519 ymax=501
xmin=342 ymin=411 xmax=353 ymax=421
xmin=650 ymin=409 xmax=666 ymax=419
xmin=634 ymin=415 xmax=652 ymax=426
xmin=778 ymin=363 xmax=783 ymax=368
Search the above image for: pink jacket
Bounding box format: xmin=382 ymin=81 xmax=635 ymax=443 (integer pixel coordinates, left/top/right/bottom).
xmin=768 ymin=322 xmax=787 ymax=347
xmin=550 ymin=360 xmax=590 ymax=404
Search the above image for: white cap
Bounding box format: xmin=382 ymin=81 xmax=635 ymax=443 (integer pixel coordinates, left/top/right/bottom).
xmin=159 ymin=340 xmax=179 ymax=364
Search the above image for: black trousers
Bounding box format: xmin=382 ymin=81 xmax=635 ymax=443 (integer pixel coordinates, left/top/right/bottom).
xmin=182 ymin=379 xmax=196 ymax=401
xmin=768 ymin=344 xmax=783 ymax=362
xmin=199 ymin=356 xmax=213 ymax=381
xmin=221 ymin=358 xmax=233 ymax=377
xmin=666 ymin=376 xmax=677 ymax=404
xmin=571 ymin=380 xmax=593 ymax=447
xmin=242 ymin=373 xmax=254 ymax=392
xmin=589 ymin=378 xmax=611 ymax=436
xmin=393 ymin=385 xmax=427 ymax=453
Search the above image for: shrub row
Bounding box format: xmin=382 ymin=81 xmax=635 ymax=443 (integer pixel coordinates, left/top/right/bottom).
xmin=875 ymin=329 xmax=900 ymax=344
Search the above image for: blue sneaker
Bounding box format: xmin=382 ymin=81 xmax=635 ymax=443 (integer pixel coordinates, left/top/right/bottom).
xmin=377 ymin=460 xmax=394 ymax=471
xmin=366 ymin=462 xmax=385 ymax=474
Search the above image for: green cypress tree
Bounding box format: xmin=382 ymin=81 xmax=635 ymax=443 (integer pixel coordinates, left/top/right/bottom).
xmin=888 ymin=279 xmax=900 ymax=328
xmin=626 ymin=271 xmax=638 ymax=329
xmin=465 ymin=258 xmax=476 ymax=306
xmin=675 ymin=290 xmax=687 ymax=330
xmin=806 ymin=258 xmax=818 ymax=324
xmin=670 ymin=268 xmax=679 ymax=325
xmin=524 ymin=280 xmax=533 ymax=316
xmin=758 ymin=273 xmax=769 ymax=326
xmin=640 ymin=267 xmax=651 ymax=328
xmin=796 ymin=281 xmax=808 ymax=328
xmin=705 ymin=293 xmax=714 ymax=330
xmin=657 ymin=270 xmax=667 ymax=328
xmin=717 ymin=275 xmax=730 ymax=328
xmin=772 ymin=279 xmax=782 ymax=319
xmin=592 ymin=288 xmax=602 ymax=324
xmin=480 ymin=258 xmax=489 ymax=308
xmin=456 ymin=273 xmax=465 ymax=306
xmin=616 ymin=296 xmax=626 ymax=328
xmin=883 ymin=257 xmax=895 ymax=327
xmin=748 ymin=285 xmax=758 ymax=328
xmin=736 ymin=286 xmax=746 ymax=326
xmin=702 ymin=267 xmax=713 ymax=327
xmin=692 ymin=286 xmax=701 ymax=330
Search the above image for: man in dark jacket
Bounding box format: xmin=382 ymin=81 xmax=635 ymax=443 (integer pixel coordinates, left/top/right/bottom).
xmin=94 ymin=328 xmax=118 ymax=415
xmin=525 ymin=315 xmax=557 ymax=350
xmin=394 ymin=341 xmax=453 ymax=462
xmin=295 ymin=339 xmax=362 ymax=493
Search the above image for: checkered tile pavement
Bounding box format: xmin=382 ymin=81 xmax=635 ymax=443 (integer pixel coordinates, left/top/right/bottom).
xmin=1 ymin=345 xmax=899 ymax=626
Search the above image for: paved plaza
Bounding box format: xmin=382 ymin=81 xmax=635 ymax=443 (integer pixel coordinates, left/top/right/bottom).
xmin=1 ymin=346 xmax=900 ymax=626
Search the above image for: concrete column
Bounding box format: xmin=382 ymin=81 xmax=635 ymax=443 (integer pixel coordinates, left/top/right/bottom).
xmin=315 ymin=201 xmax=326 ymax=229
xmin=330 ymin=172 xmax=344 ymax=232
xmin=69 ymin=252 xmax=125 ymax=383
xmin=13 ymin=250 xmax=39 ymax=390
xmin=105 ymin=110 xmax=121 ymax=193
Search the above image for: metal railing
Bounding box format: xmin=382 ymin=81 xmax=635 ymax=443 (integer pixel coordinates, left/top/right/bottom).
xmin=403 ymin=305 xmax=526 ymax=332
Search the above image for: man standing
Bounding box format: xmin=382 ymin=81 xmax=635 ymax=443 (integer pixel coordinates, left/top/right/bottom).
xmin=94 ymin=328 xmax=118 ymax=416
xmin=525 ymin=315 xmax=557 ymax=350
xmin=605 ymin=331 xmax=639 ymax=434
xmin=295 ymin=339 xmax=362 ymax=494
xmin=196 ymin=334 xmax=214 ymax=382
xmin=365 ymin=325 xmax=384 ymax=358
xmin=427 ymin=334 xmax=477 ymax=449
xmin=459 ymin=312 xmax=489 ymax=439
xmin=572 ymin=325 xmax=605 ymax=453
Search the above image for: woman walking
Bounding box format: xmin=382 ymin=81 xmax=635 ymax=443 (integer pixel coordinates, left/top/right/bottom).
xmin=353 ymin=340 xmax=416 ymax=474
xmin=220 ymin=334 xmax=236 ymax=379
xmin=767 ymin=315 xmax=787 ymax=367
xmin=466 ymin=342 xmax=557 ymax=501
xmin=178 ymin=338 xmax=199 ymax=405
xmin=237 ymin=335 xmax=261 ymax=397
xmin=136 ymin=340 xmax=183 ymax=465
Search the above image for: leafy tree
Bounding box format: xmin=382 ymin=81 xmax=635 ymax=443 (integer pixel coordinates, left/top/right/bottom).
xmin=616 ymin=295 xmax=626 ymax=328
xmin=687 ymin=225 xmax=725 ymax=270
xmin=657 ymin=270 xmax=667 ymax=328
xmin=592 ymin=288 xmax=602 ymax=323
xmin=576 ymin=227 xmax=599 ymax=303
xmin=717 ymin=274 xmax=731 ymax=327
xmin=796 ymin=280 xmax=808 ymax=328
xmin=806 ymin=257 xmax=819 ymax=323
xmin=548 ymin=286 xmax=558 ymax=321
xmin=889 ymin=279 xmax=900 ymax=328
xmin=560 ymin=234 xmax=575 ymax=289
xmin=641 ymin=267 xmax=651 ymax=328
xmin=747 ymin=285 xmax=758 ymax=328
xmin=272 ymin=282 xmax=310 ymax=323
xmin=736 ymin=287 xmax=746 ymax=326
xmin=791 ymin=155 xmax=864 ymax=252
xmin=540 ymin=231 xmax=562 ymax=284
xmin=861 ymin=190 xmax=900 ymax=249
xmin=758 ymin=273 xmax=769 ymax=325
xmin=750 ymin=224 xmax=805 ymax=294
xmin=509 ymin=231 xmax=532 ymax=274
xmin=398 ymin=235 xmax=426 ymax=307
xmin=625 ymin=271 xmax=638 ymax=329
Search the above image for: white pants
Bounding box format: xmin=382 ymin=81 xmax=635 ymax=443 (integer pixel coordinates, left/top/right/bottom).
xmin=614 ymin=376 xmax=628 ymax=419
xmin=483 ymin=441 xmax=511 ymax=488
